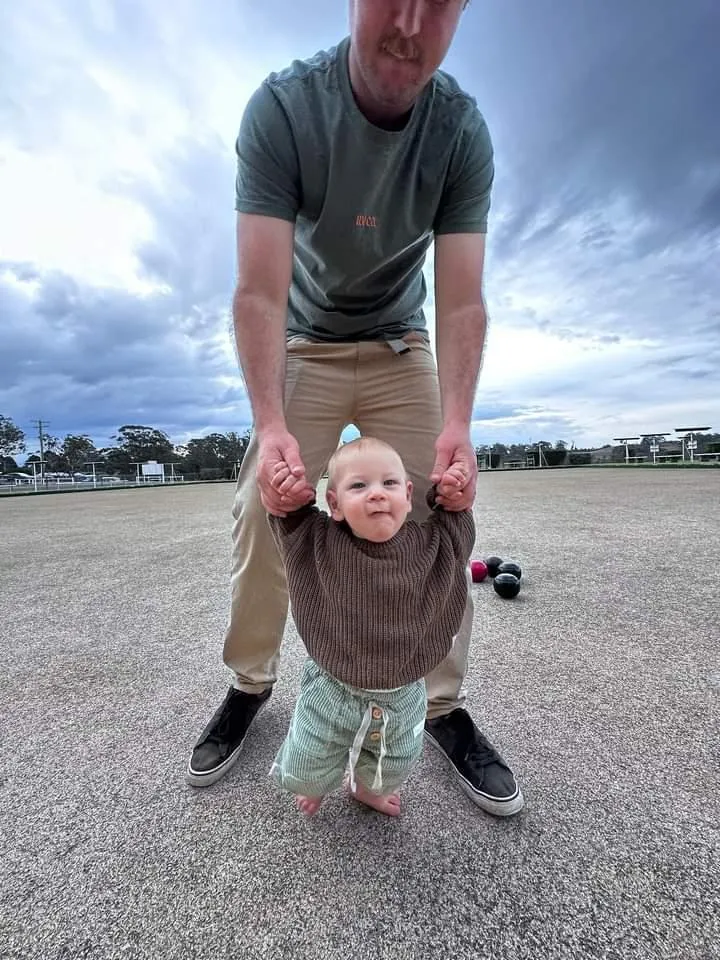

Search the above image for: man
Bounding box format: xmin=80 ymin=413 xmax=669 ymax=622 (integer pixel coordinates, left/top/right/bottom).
xmin=186 ymin=0 xmax=525 ymax=817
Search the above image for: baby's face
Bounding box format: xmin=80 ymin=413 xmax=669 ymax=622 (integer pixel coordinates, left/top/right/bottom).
xmin=328 ymin=448 xmax=412 ymax=542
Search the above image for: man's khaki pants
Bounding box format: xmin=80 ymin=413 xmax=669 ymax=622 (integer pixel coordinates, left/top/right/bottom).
xmin=222 ymin=335 xmax=475 ymax=720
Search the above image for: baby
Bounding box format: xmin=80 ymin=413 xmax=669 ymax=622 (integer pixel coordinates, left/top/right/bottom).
xmin=267 ymin=436 xmax=475 ymax=817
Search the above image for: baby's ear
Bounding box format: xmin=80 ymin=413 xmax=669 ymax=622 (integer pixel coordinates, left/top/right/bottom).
xmin=405 ymin=479 xmax=413 ymax=504
xmin=326 ymin=489 xmax=343 ymax=520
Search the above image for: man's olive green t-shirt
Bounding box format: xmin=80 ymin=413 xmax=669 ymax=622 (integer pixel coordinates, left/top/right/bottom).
xmin=235 ymin=36 xmax=494 ymax=342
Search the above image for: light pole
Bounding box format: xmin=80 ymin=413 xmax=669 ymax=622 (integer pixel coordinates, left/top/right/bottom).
xmin=675 ymin=427 xmax=711 ymax=464
xmin=613 ymin=437 xmax=640 ymax=464
xmin=84 ymin=460 xmax=104 ymax=489
xmin=537 ymin=442 xmax=546 ymax=468
xmin=29 ymin=459 xmax=47 ymax=492
xmin=640 ymin=433 xmax=670 ymax=465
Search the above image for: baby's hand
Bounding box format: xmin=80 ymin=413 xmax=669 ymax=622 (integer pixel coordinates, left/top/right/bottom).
xmin=441 ymin=463 xmax=467 ymax=488
xmin=271 ymin=461 xmax=315 ymax=508
xmin=431 ymin=431 xmax=476 ymax=511
xmin=271 ymin=461 xmax=292 ymax=489
xmin=436 ymin=462 xmax=467 ymax=499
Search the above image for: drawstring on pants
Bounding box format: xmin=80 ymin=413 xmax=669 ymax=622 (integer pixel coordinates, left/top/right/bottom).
xmin=347 ymin=701 xmax=388 ymax=794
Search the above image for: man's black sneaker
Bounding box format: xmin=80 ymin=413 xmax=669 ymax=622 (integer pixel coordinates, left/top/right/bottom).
xmin=186 ymin=686 xmax=272 ymax=787
xmin=424 ymin=708 xmax=524 ymax=816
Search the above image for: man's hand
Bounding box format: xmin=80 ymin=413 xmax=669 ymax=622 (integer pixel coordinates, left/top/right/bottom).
xmin=430 ymin=426 xmax=478 ymax=511
xmin=257 ymin=429 xmax=315 ymax=516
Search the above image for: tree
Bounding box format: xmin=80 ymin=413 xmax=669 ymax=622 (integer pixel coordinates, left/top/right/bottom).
xmin=59 ymin=435 xmax=98 ymax=473
xmin=179 ymin=430 xmax=251 ymax=478
xmin=227 ymin=429 xmax=252 ymax=460
xmin=110 ymin=425 xmax=175 ymax=475
xmin=0 ymin=415 xmax=25 ymax=472
xmin=42 ymin=435 xmax=64 ymax=471
xmin=544 ymin=446 xmax=567 ymax=466
xmin=98 ymin=446 xmax=129 ymax=476
xmin=507 ymin=443 xmax=529 ymax=460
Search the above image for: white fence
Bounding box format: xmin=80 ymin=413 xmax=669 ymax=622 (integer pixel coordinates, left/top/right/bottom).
xmin=0 ymin=476 xmax=186 ymax=495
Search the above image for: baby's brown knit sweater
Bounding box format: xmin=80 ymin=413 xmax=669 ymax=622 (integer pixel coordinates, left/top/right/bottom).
xmin=267 ymin=489 xmax=475 ymax=690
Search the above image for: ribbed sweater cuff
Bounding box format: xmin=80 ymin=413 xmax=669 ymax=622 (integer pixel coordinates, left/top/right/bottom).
xmin=426 ymin=485 xmax=441 ymax=510
xmin=268 ymin=500 xmax=318 ymax=535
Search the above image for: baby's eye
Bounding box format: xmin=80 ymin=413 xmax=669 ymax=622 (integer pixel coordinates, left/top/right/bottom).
xmin=349 ymin=481 xmax=365 ymax=489
xmin=384 ymin=479 xmax=399 ymax=486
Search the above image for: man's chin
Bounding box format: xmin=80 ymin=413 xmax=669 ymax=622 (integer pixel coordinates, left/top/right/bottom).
xmin=369 ymin=72 xmax=420 ymax=110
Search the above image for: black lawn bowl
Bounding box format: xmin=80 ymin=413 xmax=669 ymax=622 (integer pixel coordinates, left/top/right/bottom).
xmin=485 ymin=555 xmax=504 ymax=578
xmin=498 ymin=560 xmax=522 ymax=581
xmin=493 ymin=572 xmax=521 ymax=599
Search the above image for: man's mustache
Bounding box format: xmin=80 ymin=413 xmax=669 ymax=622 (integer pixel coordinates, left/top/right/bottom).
xmin=380 ymin=35 xmax=421 ymax=62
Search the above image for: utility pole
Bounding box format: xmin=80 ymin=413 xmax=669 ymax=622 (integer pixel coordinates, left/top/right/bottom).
xmin=640 ymin=433 xmax=670 ymax=465
xmin=31 ymin=419 xmax=50 ymax=482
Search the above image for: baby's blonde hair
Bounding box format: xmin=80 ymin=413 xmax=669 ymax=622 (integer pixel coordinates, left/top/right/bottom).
xmin=326 ymin=437 xmax=407 ymax=492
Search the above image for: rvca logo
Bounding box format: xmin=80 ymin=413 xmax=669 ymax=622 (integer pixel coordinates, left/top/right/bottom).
xmin=355 ymin=214 xmax=377 ymax=228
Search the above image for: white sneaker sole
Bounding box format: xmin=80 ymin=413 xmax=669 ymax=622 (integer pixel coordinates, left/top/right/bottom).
xmin=424 ymin=730 xmax=525 ymax=817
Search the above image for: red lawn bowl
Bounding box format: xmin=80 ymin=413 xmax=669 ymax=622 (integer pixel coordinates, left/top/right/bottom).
xmin=470 ymin=560 xmax=488 ymax=583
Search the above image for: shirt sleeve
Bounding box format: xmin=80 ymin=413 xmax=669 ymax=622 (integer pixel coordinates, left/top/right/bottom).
xmin=433 ymin=109 xmax=494 ymax=236
xmin=423 ymin=487 xmax=476 ymax=566
xmin=235 ymin=81 xmax=301 ymax=222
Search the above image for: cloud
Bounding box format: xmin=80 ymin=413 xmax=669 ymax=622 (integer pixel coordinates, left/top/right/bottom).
xmin=0 ymin=261 xmax=249 ymax=445
xmin=464 ymin=0 xmax=720 ymax=225
xmin=0 ymin=0 xmax=718 ymax=451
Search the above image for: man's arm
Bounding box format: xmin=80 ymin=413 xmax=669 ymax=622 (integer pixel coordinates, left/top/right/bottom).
xmin=434 ymin=231 xmax=487 ymax=427
xmin=233 ymin=213 xmax=313 ymax=514
xmin=430 ymin=231 xmax=488 ymax=510
xmin=233 ymin=212 xmax=293 ymax=434
xmin=233 ymin=82 xmax=314 ymax=515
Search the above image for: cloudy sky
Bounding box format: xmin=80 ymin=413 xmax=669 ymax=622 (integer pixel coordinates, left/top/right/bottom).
xmin=1 ymin=0 xmax=718 ymax=454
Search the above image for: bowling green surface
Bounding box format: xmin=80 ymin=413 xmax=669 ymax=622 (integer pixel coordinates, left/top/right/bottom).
xmin=1 ymin=467 xmax=718 ymax=959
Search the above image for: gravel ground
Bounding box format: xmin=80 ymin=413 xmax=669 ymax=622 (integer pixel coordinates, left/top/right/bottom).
xmin=1 ymin=468 xmax=718 ymax=960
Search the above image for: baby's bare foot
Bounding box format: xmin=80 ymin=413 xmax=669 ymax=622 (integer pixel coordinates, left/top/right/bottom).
xmin=295 ymin=794 xmax=323 ymax=816
xmin=349 ymin=781 xmax=402 ymax=816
